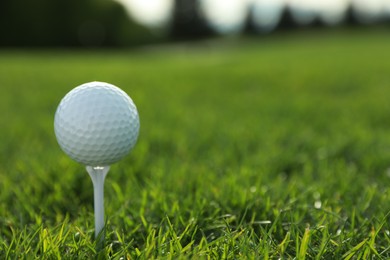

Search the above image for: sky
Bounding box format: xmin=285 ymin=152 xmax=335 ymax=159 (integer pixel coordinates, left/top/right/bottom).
xmin=115 ymin=0 xmax=390 ymax=33
xmin=114 ymin=0 xmax=174 ymax=29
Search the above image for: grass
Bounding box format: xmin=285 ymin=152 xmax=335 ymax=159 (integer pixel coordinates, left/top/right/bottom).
xmin=1 ymin=27 xmax=390 ymax=258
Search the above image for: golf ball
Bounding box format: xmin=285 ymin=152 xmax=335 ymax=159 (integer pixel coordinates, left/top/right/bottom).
xmin=54 ymin=81 xmax=140 ymax=166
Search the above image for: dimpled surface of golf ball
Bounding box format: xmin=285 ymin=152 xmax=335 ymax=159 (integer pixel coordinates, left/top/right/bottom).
xmin=54 ymin=81 xmax=140 ymax=166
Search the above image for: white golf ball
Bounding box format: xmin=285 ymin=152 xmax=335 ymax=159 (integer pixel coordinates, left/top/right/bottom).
xmin=54 ymin=81 xmax=140 ymax=166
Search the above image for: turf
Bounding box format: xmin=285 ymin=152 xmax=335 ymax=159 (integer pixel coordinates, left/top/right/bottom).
xmin=1 ymin=28 xmax=390 ymax=258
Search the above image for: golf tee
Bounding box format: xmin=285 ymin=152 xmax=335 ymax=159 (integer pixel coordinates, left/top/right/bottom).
xmin=86 ymin=165 xmax=110 ymax=245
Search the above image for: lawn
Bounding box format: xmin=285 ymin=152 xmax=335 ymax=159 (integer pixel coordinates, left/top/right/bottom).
xmin=1 ymin=28 xmax=390 ymax=258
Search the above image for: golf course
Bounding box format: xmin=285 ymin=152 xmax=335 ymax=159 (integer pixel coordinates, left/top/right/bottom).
xmin=1 ymin=28 xmax=390 ymax=258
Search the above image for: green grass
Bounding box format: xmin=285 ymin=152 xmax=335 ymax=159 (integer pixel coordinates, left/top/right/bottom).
xmin=1 ymin=28 xmax=390 ymax=258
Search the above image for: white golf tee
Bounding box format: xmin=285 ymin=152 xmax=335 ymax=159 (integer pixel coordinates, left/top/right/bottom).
xmin=86 ymin=165 xmax=110 ymax=246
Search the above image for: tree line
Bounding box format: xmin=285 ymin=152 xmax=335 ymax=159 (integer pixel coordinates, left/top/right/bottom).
xmin=0 ymin=0 xmax=388 ymax=47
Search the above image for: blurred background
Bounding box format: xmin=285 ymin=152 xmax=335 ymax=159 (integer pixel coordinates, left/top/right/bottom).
xmin=1 ymin=0 xmax=390 ymax=47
